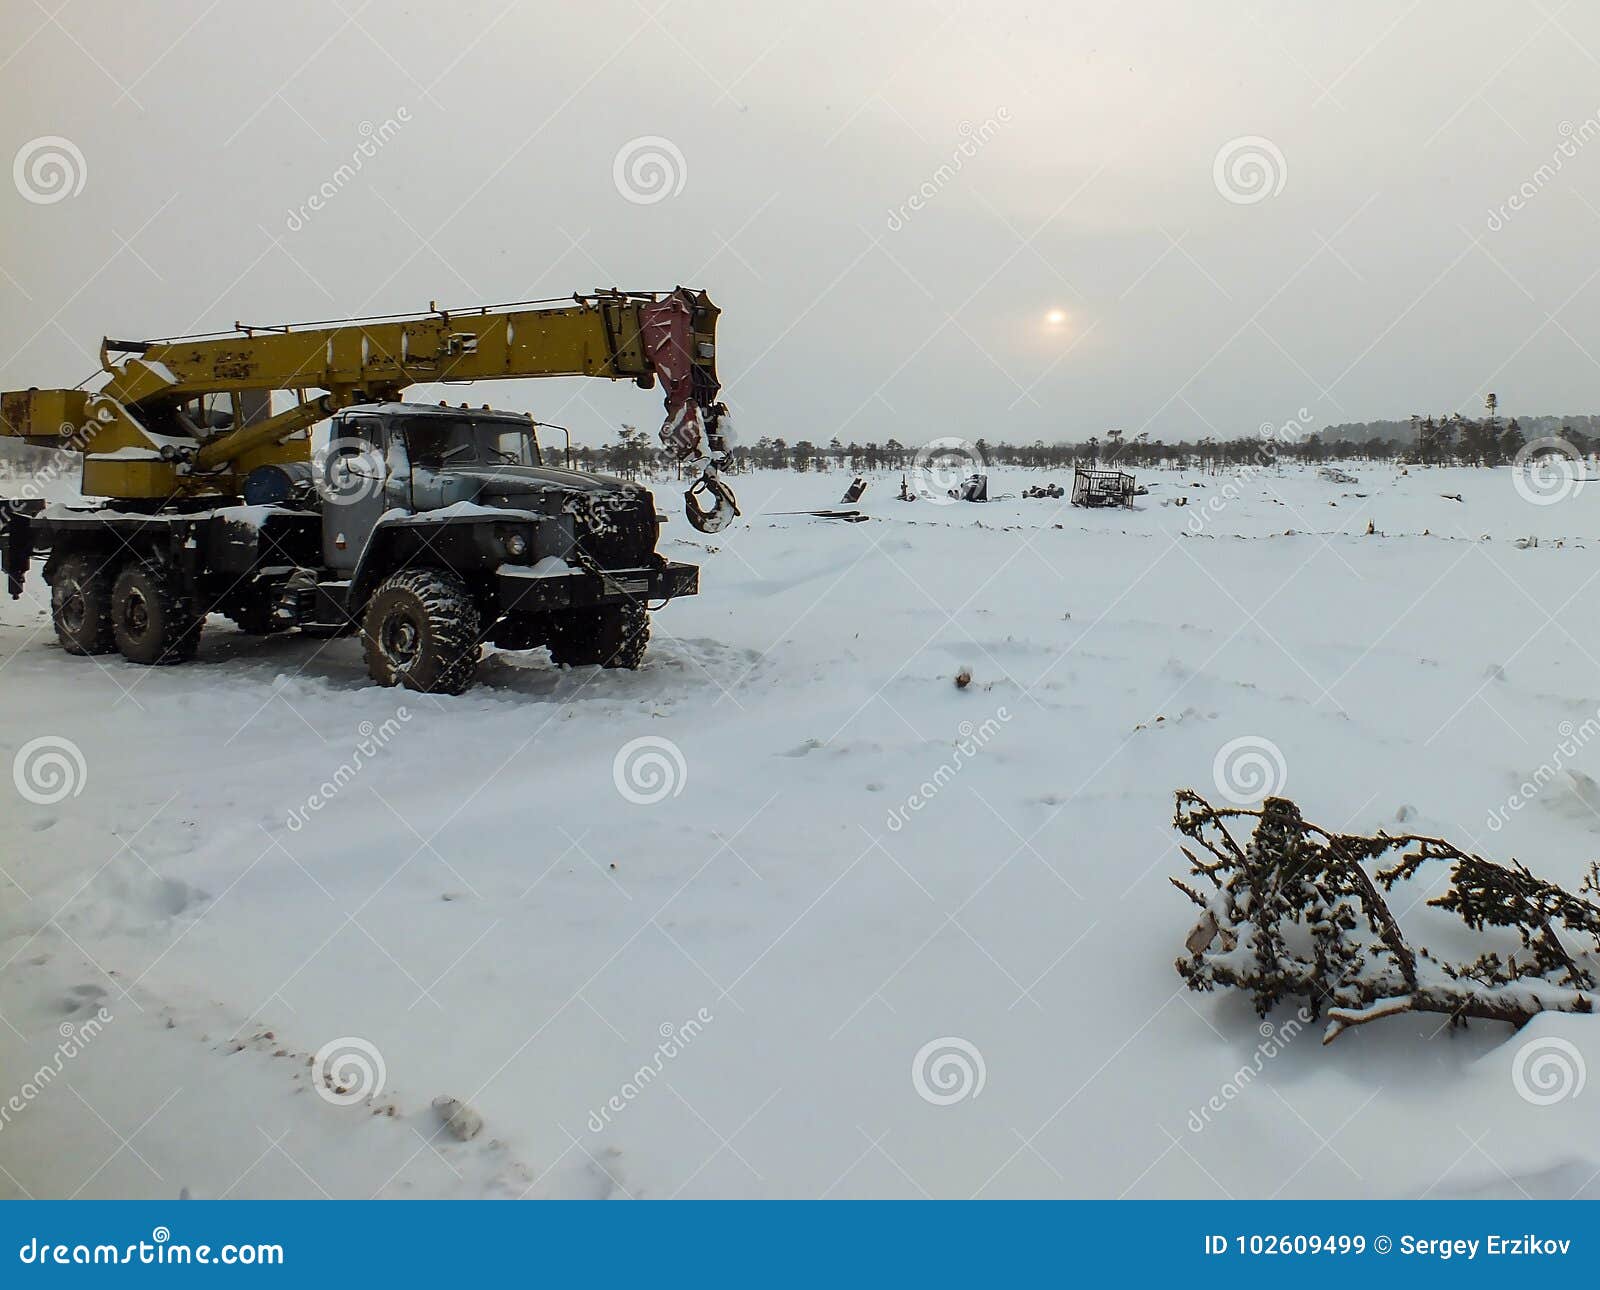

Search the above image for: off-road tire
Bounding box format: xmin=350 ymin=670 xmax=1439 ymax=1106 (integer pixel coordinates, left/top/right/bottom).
xmin=547 ymin=601 xmax=650 ymax=670
xmin=50 ymin=553 xmax=116 ymax=656
xmin=362 ymin=568 xmax=481 ymax=695
xmin=111 ymin=559 xmax=203 ymax=665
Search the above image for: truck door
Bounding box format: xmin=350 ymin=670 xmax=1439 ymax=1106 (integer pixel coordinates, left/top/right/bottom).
xmin=320 ymin=414 xmax=391 ymax=571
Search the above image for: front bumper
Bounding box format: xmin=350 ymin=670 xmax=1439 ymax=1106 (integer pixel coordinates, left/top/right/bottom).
xmin=496 ymin=560 xmax=699 ymax=613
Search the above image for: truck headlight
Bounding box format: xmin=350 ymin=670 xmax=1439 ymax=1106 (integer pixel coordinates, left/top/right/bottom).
xmin=504 ymin=532 xmax=530 ymax=558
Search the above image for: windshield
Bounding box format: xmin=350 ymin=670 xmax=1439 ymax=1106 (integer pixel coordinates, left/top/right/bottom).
xmin=400 ymin=416 xmax=542 ymax=468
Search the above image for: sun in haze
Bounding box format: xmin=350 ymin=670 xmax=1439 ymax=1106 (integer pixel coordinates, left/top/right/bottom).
xmin=1044 ymin=308 xmax=1068 ymax=327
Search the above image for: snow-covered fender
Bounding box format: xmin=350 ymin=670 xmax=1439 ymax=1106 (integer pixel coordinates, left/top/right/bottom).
xmin=346 ymin=504 xmax=543 ymax=615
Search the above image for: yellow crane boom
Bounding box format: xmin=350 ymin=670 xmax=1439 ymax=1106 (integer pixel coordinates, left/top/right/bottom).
xmin=1 ymin=287 xmax=737 ymax=528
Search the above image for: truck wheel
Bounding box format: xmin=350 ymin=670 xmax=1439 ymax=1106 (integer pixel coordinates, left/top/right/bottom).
xmin=362 ymin=568 xmax=481 ymax=695
xmin=50 ymin=553 xmax=116 ymax=656
xmin=548 ymin=601 xmax=650 ymax=670
xmin=111 ymin=560 xmax=203 ymax=665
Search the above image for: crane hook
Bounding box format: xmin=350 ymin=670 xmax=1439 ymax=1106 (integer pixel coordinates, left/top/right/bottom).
xmin=685 ymin=468 xmax=740 ymax=534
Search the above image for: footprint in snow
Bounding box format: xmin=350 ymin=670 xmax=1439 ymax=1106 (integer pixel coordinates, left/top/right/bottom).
xmin=150 ymin=877 xmax=205 ymax=919
xmin=61 ymin=983 xmax=108 ymax=1014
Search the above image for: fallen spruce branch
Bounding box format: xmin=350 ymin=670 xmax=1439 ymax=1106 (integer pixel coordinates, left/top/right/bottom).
xmin=1170 ymin=791 xmax=1599 ymax=1044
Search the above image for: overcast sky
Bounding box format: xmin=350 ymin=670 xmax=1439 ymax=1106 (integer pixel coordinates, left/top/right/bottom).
xmin=3 ymin=0 xmax=1599 ymax=446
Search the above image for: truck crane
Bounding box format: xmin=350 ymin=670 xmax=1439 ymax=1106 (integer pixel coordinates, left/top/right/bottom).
xmin=0 ymin=288 xmax=740 ymax=695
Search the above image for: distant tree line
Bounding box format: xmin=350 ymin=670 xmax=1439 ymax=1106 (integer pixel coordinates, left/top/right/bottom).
xmin=1320 ymin=412 xmax=1600 ymax=444
xmin=559 ymin=415 xmax=1595 ymax=478
xmin=3 ymin=409 xmax=1590 ymax=487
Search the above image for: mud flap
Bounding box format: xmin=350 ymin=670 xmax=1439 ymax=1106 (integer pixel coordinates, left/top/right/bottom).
xmin=2 ymin=505 xmax=33 ymax=598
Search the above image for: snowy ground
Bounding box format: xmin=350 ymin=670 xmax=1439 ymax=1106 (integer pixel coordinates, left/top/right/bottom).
xmin=4 ymin=462 xmax=1600 ymax=1199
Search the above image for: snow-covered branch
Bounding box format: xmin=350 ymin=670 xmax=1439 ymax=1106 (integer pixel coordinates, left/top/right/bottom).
xmin=1171 ymin=791 xmax=1600 ymax=1043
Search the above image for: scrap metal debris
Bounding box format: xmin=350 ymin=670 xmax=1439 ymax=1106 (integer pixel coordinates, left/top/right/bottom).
xmin=765 ymin=508 xmax=869 ymax=523
xmin=1071 ymin=468 xmax=1137 ymax=509
xmin=949 ymin=473 xmax=988 ymax=502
